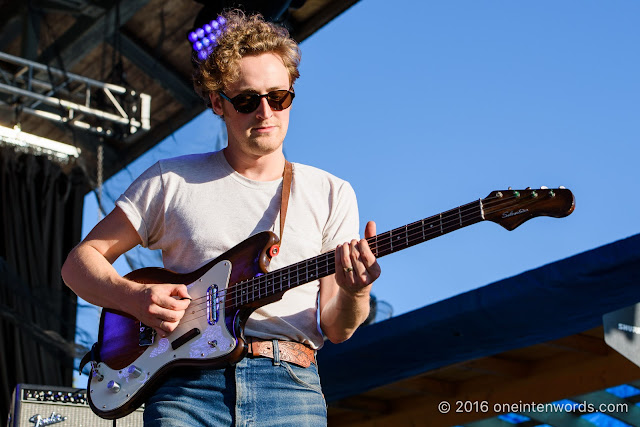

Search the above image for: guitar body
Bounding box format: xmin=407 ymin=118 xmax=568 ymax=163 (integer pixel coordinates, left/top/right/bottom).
xmin=87 ymin=231 xmax=280 ymax=420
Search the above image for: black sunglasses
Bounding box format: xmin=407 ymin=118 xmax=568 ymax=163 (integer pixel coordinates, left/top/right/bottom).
xmin=218 ymin=89 xmax=295 ymax=114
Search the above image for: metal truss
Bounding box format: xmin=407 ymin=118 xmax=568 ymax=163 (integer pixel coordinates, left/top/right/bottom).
xmin=0 ymin=51 xmax=150 ymax=139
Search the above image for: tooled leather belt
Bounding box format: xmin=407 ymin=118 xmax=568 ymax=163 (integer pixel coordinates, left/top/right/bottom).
xmin=247 ymin=339 xmax=316 ymax=368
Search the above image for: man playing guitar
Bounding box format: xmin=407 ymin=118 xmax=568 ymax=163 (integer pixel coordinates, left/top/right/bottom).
xmin=62 ymin=9 xmax=381 ymax=426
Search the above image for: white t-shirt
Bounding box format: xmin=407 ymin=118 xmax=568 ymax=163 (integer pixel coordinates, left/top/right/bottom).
xmin=116 ymin=150 xmax=359 ymax=349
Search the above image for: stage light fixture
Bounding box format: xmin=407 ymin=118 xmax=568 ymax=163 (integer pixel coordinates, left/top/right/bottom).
xmin=0 ymin=124 xmax=81 ymax=161
xmin=188 ymin=15 xmax=227 ymax=60
xmin=187 ymin=1 xmax=307 ymax=61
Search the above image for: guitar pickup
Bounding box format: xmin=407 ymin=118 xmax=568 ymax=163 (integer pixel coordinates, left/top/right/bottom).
xmin=207 ymin=285 xmax=219 ymax=325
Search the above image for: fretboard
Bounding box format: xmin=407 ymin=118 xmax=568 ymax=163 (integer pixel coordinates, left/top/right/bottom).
xmin=228 ymin=199 xmax=484 ymax=310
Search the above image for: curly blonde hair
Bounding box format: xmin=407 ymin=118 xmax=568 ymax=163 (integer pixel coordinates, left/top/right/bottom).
xmin=192 ymin=10 xmax=301 ymax=106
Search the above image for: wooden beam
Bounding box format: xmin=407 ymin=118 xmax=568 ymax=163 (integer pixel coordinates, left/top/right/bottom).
xmin=21 ymin=8 xmax=41 ymax=61
xmin=458 ymin=356 xmax=530 ymax=378
xmin=412 ymin=376 xmax=458 ymax=397
xmin=330 ymin=396 xmax=390 ymax=415
xmin=289 ymin=0 xmax=360 ymax=42
xmin=0 ymin=11 xmax=23 ymax=52
xmin=328 ymin=345 xmax=640 ymax=427
xmin=110 ymin=30 xmax=199 ymax=108
xmin=38 ymin=0 xmax=149 ymax=69
xmin=543 ymin=332 xmax=609 ymax=356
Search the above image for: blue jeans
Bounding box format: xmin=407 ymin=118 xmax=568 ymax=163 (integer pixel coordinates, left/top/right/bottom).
xmin=143 ymin=356 xmax=327 ymax=426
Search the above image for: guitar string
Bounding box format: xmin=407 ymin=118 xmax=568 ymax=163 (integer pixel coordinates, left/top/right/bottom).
xmin=180 ymin=191 xmax=556 ymax=324
xmin=176 ymin=191 xmax=554 ymax=326
xmin=177 ymin=202 xmax=484 ymax=326
xmin=180 ymin=197 xmax=487 ymax=319
xmin=217 ymin=191 xmax=549 ymax=305
xmin=181 ymin=191 xmax=553 ymax=326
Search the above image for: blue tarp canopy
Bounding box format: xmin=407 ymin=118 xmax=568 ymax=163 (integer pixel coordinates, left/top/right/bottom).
xmin=318 ymin=233 xmax=640 ymax=402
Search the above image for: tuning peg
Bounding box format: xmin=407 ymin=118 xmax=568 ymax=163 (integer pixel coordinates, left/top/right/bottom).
xmin=559 ymin=186 xmax=566 ymax=189
xmin=526 ymin=187 xmax=532 ymax=190
xmin=540 ymin=186 xmax=548 ymax=189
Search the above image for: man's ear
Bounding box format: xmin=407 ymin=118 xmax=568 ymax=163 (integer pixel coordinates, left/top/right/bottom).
xmin=210 ymin=92 xmax=224 ymax=116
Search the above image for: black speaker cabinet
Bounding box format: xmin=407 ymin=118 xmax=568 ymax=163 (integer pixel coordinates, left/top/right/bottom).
xmin=7 ymin=384 xmax=144 ymax=426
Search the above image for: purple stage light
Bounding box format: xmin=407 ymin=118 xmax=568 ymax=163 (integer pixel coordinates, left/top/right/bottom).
xmin=189 ymin=16 xmax=225 ymax=57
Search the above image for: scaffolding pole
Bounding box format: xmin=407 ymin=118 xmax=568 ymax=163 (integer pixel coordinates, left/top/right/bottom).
xmin=0 ymin=51 xmax=151 ymax=139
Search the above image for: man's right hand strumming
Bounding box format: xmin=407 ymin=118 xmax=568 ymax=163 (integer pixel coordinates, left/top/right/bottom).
xmin=61 ymin=206 xmax=192 ymax=337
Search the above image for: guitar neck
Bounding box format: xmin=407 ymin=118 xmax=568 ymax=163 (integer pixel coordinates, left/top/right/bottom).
xmin=230 ymin=200 xmax=484 ymax=309
xmin=369 ymin=200 xmax=484 ymax=257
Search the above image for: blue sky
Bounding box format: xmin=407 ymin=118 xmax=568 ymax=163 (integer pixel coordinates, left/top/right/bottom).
xmin=76 ymin=0 xmax=640 ymax=369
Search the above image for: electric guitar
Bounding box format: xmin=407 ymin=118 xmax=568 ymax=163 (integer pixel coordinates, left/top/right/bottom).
xmin=84 ymin=187 xmax=574 ymax=419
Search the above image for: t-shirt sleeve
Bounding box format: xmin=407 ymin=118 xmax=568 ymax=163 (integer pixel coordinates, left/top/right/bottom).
xmin=115 ymin=162 xmax=165 ymax=249
xmin=321 ymin=181 xmax=360 ymax=253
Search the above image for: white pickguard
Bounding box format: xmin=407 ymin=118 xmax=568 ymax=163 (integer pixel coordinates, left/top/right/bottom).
xmin=89 ymin=260 xmax=235 ymax=414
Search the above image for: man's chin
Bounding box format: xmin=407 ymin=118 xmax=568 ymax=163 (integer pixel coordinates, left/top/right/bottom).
xmin=245 ymin=140 xmax=284 ymax=157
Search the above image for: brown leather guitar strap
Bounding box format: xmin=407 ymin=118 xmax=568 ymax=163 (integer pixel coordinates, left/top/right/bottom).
xmin=280 ymin=160 xmax=293 ymax=243
xmin=269 ymin=160 xmax=292 ymax=257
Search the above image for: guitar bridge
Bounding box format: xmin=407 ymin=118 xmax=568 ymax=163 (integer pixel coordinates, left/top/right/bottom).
xmin=139 ymin=322 xmax=156 ymax=346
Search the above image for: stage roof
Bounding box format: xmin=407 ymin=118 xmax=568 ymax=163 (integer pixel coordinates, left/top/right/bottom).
xmin=0 ymin=0 xmax=358 ymax=185
xmin=319 ymin=233 xmax=640 ymax=426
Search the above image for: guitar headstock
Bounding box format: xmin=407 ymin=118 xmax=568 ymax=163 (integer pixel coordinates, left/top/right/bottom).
xmin=483 ymin=187 xmax=575 ymax=231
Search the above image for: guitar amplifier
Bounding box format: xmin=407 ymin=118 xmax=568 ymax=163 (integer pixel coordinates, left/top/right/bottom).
xmin=7 ymin=384 xmax=144 ymax=427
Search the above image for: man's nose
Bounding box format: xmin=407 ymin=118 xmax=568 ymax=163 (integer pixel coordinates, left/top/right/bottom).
xmin=255 ymin=96 xmax=273 ymax=118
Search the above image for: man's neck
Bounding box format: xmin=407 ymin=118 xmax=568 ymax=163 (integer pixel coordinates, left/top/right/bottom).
xmin=223 ymin=147 xmax=286 ymax=181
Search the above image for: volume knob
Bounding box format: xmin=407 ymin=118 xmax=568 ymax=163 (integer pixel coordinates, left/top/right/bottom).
xmin=127 ymin=365 xmax=143 ymax=378
xmin=107 ymin=381 xmax=121 ymax=393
